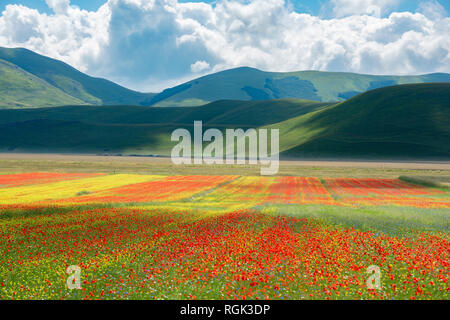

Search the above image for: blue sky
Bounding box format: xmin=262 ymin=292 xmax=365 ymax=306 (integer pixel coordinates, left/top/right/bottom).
xmin=0 ymin=0 xmax=448 ymax=91
xmin=1 ymin=0 xmax=448 ymax=17
xmin=0 ymin=0 xmax=105 ymax=13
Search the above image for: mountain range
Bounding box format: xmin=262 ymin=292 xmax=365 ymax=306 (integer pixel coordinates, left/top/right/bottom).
xmin=148 ymin=67 xmax=450 ymax=107
xmin=0 ymin=83 xmax=448 ymax=159
xmin=1 ymin=46 xmax=449 ymax=108
xmin=0 ymin=46 xmax=448 ymax=160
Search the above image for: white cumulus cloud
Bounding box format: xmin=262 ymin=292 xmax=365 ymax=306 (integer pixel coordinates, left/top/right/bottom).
xmin=191 ymin=60 xmax=211 ymax=73
xmin=0 ymin=0 xmax=448 ymax=92
xmin=45 ymin=0 xmax=71 ymax=14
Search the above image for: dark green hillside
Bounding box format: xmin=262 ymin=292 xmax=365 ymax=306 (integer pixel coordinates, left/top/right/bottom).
xmin=0 ymin=99 xmax=329 ymax=127
xmin=0 ymin=119 xmax=177 ymax=154
xmin=272 ymin=83 xmax=450 ymax=159
xmin=0 ymin=83 xmax=448 ymax=160
xmin=0 ymin=99 xmax=328 ymax=154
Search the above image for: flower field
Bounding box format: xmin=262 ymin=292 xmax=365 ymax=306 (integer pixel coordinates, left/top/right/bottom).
xmin=0 ymin=172 xmax=448 ymax=300
xmin=0 ymin=172 xmax=104 ymax=188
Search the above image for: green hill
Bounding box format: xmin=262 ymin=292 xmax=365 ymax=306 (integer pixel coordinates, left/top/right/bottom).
xmin=0 ymin=59 xmax=85 ymax=108
xmin=0 ymin=47 xmax=155 ymax=107
xmin=0 ymin=99 xmax=329 ymax=154
xmin=146 ymin=67 xmax=450 ymax=107
xmin=0 ymin=99 xmax=330 ymax=126
xmin=0 ymin=83 xmax=448 ymax=160
xmin=269 ymin=83 xmax=450 ymax=159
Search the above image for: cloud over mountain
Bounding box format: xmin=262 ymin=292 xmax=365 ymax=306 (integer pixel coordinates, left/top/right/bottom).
xmin=0 ymin=0 xmax=448 ymax=91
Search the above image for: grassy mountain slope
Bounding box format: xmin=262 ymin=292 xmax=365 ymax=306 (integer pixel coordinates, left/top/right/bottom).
xmin=147 ymin=67 xmax=450 ymax=106
xmin=0 ymin=83 xmax=448 ymax=159
xmin=0 ymin=47 xmax=155 ymax=106
xmin=0 ymin=59 xmax=85 ymax=108
xmin=0 ymin=99 xmax=330 ymax=126
xmin=1 ymin=47 xmax=449 ymax=109
xmin=0 ymin=99 xmax=329 ymax=154
xmin=269 ymin=83 xmax=450 ymax=159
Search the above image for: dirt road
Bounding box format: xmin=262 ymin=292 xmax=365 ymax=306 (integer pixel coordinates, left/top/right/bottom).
xmin=0 ymin=153 xmax=449 ymax=170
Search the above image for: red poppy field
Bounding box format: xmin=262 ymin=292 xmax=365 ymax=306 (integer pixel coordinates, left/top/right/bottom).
xmin=0 ymin=173 xmax=448 ymax=300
